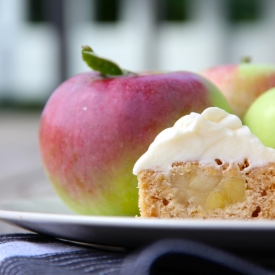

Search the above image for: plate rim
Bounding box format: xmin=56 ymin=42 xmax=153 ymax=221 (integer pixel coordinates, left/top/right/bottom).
xmin=2 ymin=198 xmax=275 ymax=249
xmin=2 ymin=207 xmax=275 ymax=230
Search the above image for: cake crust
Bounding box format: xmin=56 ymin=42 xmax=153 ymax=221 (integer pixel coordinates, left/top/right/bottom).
xmin=138 ymin=160 xmax=275 ymax=219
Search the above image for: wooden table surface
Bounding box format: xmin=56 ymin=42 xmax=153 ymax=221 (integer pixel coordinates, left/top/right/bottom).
xmin=0 ymin=110 xmax=56 ymax=234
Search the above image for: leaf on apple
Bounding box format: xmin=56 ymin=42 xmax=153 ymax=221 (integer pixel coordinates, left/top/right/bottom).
xmin=81 ymin=45 xmax=124 ymax=76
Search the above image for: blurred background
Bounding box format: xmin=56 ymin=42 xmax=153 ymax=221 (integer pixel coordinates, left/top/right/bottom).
xmin=1 ymin=0 xmax=275 ymax=232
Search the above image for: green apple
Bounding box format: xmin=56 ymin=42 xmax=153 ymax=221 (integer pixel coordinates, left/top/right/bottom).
xmin=243 ymin=87 xmax=275 ymax=148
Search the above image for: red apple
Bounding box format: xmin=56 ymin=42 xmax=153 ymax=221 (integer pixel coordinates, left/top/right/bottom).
xmin=39 ymin=47 xmax=231 ymax=216
xmin=201 ymin=63 xmax=275 ymax=119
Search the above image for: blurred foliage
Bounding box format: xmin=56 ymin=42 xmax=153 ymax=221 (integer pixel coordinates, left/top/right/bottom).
xmin=0 ymin=99 xmax=44 ymax=111
xmin=162 ymin=0 xmax=189 ymax=22
xmin=27 ymin=0 xmax=46 ymax=22
xmin=227 ymin=0 xmax=261 ymax=23
xmin=27 ymin=0 xmax=261 ymax=24
xmin=95 ymin=0 xmax=120 ymax=22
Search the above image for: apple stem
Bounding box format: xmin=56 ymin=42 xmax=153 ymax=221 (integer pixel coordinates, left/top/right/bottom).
xmin=241 ymin=56 xmax=251 ymax=63
xmin=81 ymin=46 xmax=137 ymax=77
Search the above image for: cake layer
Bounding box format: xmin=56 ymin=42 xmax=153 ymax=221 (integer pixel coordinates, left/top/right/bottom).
xmin=138 ymin=161 xmax=275 ymax=219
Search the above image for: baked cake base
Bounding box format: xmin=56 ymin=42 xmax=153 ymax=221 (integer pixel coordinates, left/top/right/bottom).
xmin=137 ymin=160 xmax=275 ymax=219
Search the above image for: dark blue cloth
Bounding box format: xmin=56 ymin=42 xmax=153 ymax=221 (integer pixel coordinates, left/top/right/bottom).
xmin=0 ymin=234 xmax=274 ymax=275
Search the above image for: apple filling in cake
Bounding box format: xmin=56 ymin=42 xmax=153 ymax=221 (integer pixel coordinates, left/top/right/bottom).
xmin=133 ymin=107 xmax=275 ymax=219
xmin=137 ymin=160 xmax=275 ymax=219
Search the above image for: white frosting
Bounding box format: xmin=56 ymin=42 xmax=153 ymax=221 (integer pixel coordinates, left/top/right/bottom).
xmin=133 ymin=107 xmax=275 ymax=175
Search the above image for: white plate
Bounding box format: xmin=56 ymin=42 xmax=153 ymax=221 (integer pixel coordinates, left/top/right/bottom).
xmin=1 ymin=197 xmax=275 ymax=250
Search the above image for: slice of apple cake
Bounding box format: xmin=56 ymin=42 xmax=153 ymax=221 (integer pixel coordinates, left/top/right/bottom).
xmin=133 ymin=107 xmax=275 ymax=219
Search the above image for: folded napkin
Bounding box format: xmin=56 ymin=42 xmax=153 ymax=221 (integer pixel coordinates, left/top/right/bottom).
xmin=0 ymin=234 xmax=274 ymax=275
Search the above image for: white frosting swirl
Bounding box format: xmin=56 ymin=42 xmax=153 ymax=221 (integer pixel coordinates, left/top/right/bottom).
xmin=133 ymin=107 xmax=275 ymax=175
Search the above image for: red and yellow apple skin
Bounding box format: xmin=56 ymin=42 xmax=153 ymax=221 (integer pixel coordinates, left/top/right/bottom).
xmin=39 ymin=71 xmax=231 ymax=216
xmin=201 ymin=64 xmax=275 ymax=120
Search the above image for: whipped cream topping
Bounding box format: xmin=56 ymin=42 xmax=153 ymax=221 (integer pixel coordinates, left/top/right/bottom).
xmin=133 ymin=107 xmax=275 ymax=175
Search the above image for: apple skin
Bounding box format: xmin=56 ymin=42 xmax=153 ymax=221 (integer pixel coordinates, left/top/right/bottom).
xmin=243 ymin=87 xmax=275 ymax=149
xmin=39 ymin=71 xmax=231 ymax=216
xmin=201 ymin=64 xmax=275 ymax=120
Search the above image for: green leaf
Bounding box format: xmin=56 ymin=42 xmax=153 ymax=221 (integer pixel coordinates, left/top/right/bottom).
xmin=82 ymin=45 xmax=124 ymax=76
